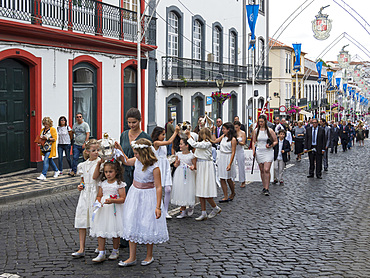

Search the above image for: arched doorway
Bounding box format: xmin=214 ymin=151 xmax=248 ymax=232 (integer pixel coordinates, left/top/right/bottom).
xmin=191 ymin=92 xmax=204 ymax=128
xmin=166 ymin=93 xmax=183 ymax=126
xmin=0 ymin=58 xmax=30 ymax=174
xmin=123 ymin=66 xmax=137 ymax=131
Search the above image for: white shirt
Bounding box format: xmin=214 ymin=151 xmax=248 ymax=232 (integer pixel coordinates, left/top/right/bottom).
xmin=57 ymin=126 xmax=72 ymax=144
xmin=188 ymin=138 xmax=213 ymax=161
xmin=277 ymin=139 xmax=284 ymax=160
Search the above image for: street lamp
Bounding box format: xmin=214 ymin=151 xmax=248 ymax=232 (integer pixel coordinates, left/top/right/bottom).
xmin=215 ymin=74 xmax=225 ymax=91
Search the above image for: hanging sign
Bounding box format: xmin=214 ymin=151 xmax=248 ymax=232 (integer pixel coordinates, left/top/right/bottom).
xmin=292 ymin=43 xmax=301 ymax=72
xmin=353 ymin=65 xmax=362 ymax=82
xmin=246 ymin=5 xmax=259 ymax=50
xmin=337 ymin=45 xmax=351 ymax=69
xmin=316 ymin=61 xmax=323 ymax=84
xmin=312 ymin=6 xmax=332 ymax=40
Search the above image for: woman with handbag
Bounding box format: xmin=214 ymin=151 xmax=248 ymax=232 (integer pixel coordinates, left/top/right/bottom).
xmin=36 ymin=117 xmax=59 ymax=180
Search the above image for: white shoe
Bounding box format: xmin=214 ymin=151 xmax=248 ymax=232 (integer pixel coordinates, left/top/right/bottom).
xmin=108 ymin=250 xmax=119 ymax=260
xmin=208 ymin=207 xmax=222 ymax=219
xmin=37 ymin=174 xmax=46 ymax=180
xmin=53 ymin=171 xmax=60 ymax=178
xmin=94 ymin=248 xmax=99 ymax=254
xmin=92 ymin=253 xmax=106 ymax=263
xmin=195 ymin=214 xmax=207 ymax=221
xmin=165 ymin=213 xmax=172 ymax=219
xmin=176 ymin=211 xmax=186 ymax=219
xmin=186 ymin=207 xmax=194 ymax=216
xmin=141 ymin=257 xmax=154 ymax=266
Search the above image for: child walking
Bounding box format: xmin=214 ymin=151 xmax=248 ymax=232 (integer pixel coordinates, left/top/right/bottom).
xmin=151 ymin=125 xmax=180 ymax=219
xmin=171 ymin=138 xmax=197 ymax=219
xmin=90 ymin=160 xmax=126 ymax=263
xmin=72 ymin=139 xmax=101 ymax=258
xmin=273 ymin=129 xmax=291 ymax=185
xmin=185 ymin=128 xmax=222 ymax=221
xmin=115 ymin=139 xmax=168 ymax=267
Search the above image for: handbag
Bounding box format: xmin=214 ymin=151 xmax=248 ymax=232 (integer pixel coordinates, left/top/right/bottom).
xmin=41 ymin=140 xmax=52 ymax=153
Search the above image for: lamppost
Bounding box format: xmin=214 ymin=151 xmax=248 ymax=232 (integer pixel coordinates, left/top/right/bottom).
xmin=215 ymin=74 xmax=225 ymax=118
xmin=290 ymin=95 xmax=295 ymax=121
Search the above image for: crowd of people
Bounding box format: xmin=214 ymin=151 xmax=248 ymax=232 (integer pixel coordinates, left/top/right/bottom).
xmin=34 ymin=109 xmax=368 ymax=266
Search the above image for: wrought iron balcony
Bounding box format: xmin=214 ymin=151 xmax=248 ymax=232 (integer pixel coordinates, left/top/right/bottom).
xmin=298 ymin=98 xmax=307 ymax=107
xmin=162 ymin=56 xmax=272 ymax=86
xmin=0 ymin=0 xmax=156 ymax=45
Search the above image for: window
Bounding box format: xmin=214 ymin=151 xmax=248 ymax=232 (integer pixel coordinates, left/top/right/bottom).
xmin=213 ymin=27 xmax=221 ymax=63
xmin=193 ymin=20 xmax=202 ymax=60
xmin=123 ymin=67 xmax=137 ymax=131
xmin=228 ymin=92 xmax=238 ymax=121
xmin=73 ymin=62 xmax=97 ymax=137
xmin=258 ymin=38 xmax=265 ymax=66
xmin=122 ymin=0 xmax=137 ymax=11
xmin=168 ymin=12 xmax=179 ymax=57
xmin=285 ymin=53 xmax=291 ymax=73
xmin=229 ymin=30 xmax=238 ymax=65
xmin=212 ymin=99 xmax=222 ymax=122
xmin=191 ymin=93 xmax=205 ymax=128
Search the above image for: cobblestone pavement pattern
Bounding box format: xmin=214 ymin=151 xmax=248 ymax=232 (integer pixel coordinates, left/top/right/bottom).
xmin=0 ymin=141 xmax=369 ymax=277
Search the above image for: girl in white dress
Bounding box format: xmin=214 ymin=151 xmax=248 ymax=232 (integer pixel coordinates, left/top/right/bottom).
xmin=171 ymin=138 xmax=197 ymax=218
xmin=185 ymin=128 xmax=222 ymax=221
xmin=115 ymin=138 xmax=168 ymax=267
xmin=151 ymin=125 xmax=180 ymax=219
xmin=234 ymin=121 xmax=247 ymax=187
xmin=251 ymin=114 xmax=278 ymax=196
xmin=72 ymin=139 xmax=100 ymax=258
xmin=212 ymin=122 xmax=237 ymax=202
xmin=90 ymin=160 xmax=126 ymax=263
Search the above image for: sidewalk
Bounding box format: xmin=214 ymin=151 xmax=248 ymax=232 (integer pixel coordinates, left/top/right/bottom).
xmin=0 ymin=169 xmax=80 ymax=205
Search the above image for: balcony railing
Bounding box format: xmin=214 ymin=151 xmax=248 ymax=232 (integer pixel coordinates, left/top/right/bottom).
xmin=162 ymin=56 xmax=272 ymax=83
xmin=0 ymin=0 xmax=156 ymax=45
xmin=298 ymin=98 xmax=307 ymax=107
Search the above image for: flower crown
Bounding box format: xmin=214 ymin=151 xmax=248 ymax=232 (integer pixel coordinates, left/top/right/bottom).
xmin=131 ymin=141 xmax=150 ymax=149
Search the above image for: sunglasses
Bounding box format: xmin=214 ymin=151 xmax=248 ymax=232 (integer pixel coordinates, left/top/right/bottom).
xmin=76 ymin=116 xmax=82 ymax=118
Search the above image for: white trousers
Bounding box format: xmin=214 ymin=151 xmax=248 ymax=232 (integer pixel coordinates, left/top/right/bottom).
xmin=274 ymin=159 xmax=285 ymax=181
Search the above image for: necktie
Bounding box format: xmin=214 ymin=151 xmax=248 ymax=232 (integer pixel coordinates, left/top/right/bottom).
xmin=313 ymin=128 xmax=316 ymax=145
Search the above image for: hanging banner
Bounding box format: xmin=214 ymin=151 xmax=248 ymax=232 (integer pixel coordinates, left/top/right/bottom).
xmin=292 ymin=43 xmax=302 ymax=72
xmin=246 ymin=5 xmax=259 ymax=50
xmin=336 ymin=77 xmax=341 ymax=89
xmin=316 ymin=61 xmax=323 ymax=83
xmin=327 ymin=71 xmax=334 ymax=89
xmin=337 ymin=45 xmax=351 ymax=68
xmin=343 ymin=83 xmax=348 ymax=95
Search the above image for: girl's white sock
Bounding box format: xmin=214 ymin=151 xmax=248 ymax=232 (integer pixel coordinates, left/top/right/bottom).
xmin=112 ymin=248 xmax=119 ymax=252
xmin=99 ymin=250 xmax=105 ymax=255
xmin=202 ymin=211 xmax=207 ymax=216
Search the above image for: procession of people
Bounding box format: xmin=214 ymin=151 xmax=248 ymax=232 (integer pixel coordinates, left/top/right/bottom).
xmin=34 ymin=109 xmax=369 ymax=267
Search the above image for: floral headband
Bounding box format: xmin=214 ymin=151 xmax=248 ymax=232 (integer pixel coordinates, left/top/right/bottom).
xmin=131 ymin=141 xmax=150 ymax=149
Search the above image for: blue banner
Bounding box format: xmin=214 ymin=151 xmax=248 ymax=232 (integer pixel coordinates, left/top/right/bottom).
xmin=292 ymin=43 xmax=301 ymax=72
xmin=336 ymin=78 xmax=341 ymax=88
xmin=316 ymin=61 xmax=323 ymax=83
xmin=348 ymin=87 xmax=352 ymax=96
xmin=356 ymin=92 xmax=359 ymax=101
xmin=246 ymin=5 xmax=259 ymax=50
xmin=343 ymin=83 xmax=347 ymax=95
xmin=327 ymin=72 xmax=334 ymax=88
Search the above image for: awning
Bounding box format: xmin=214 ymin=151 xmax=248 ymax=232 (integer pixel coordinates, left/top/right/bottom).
xmin=299 ymin=110 xmax=313 ymax=117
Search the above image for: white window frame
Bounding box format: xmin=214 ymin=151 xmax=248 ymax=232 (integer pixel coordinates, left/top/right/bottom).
xmin=168 ymin=12 xmax=179 ymax=57
xmin=193 ymin=20 xmax=202 ymax=60
xmin=213 ymin=27 xmax=221 ymax=63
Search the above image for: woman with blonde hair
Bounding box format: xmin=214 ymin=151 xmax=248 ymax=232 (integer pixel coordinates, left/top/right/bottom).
xmin=36 ymin=117 xmax=59 ymax=180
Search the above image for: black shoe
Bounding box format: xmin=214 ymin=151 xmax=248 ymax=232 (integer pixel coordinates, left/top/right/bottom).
xmin=264 ymin=189 xmax=270 ymax=196
xmin=324 ymin=168 xmax=328 ymax=171
xmin=317 ymin=176 xmax=322 ymax=179
xmin=219 ymin=199 xmax=229 ymax=203
xmin=307 ymin=175 xmax=314 ymax=178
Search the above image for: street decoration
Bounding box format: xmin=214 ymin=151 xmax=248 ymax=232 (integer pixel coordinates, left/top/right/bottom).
xmin=292 ymin=43 xmax=302 ymax=71
xmin=312 ymin=6 xmax=332 ymax=40
xmin=246 ymin=4 xmax=259 ymax=50
xmin=211 ymin=91 xmax=231 ymax=105
xmin=287 ymin=105 xmax=301 ymax=115
xmin=327 ymin=71 xmax=334 ymax=89
xmin=337 ymin=45 xmax=351 ymax=68
xmin=353 ymin=65 xmax=362 ymax=82
xmin=316 ymin=61 xmax=323 ymax=84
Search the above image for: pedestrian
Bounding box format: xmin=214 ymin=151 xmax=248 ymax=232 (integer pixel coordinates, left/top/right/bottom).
xmin=330 ymin=123 xmax=340 ymax=153
xmin=304 ymin=118 xmax=326 ymax=179
xmin=151 ymin=125 xmax=180 ymax=219
xmin=116 ymin=139 xmax=168 ymax=267
xmin=70 ymin=113 xmax=90 ymax=177
xmin=90 ymin=160 xmax=126 ymax=263
xmin=320 ymin=119 xmax=331 ymax=171
xmin=215 ymin=118 xmax=223 ymax=139
xmin=165 ymin=118 xmax=175 ymax=155
xmin=339 ymin=121 xmax=349 ymax=152
xmin=36 ymin=117 xmax=60 ymax=180
xmin=349 ymin=123 xmax=356 ymax=149
xmin=293 ymin=121 xmax=305 ymax=161
xmin=356 ymin=124 xmax=365 ymax=146
xmin=252 ymin=114 xmax=278 ymax=196
xmin=71 ymin=139 xmax=101 ymax=258
xmin=57 ymin=116 xmax=73 ymax=174
xmin=234 ymin=121 xmax=247 ymax=188
xmin=171 ymin=138 xmax=197 ymax=219
xmin=213 ymin=122 xmax=237 ymax=202
xmin=234 ymin=116 xmax=246 ymax=133
xmin=273 ymin=129 xmax=291 ymax=185
xmin=185 ymin=128 xmax=222 ymax=221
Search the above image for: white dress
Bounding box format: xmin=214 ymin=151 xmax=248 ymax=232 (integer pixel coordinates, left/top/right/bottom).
xmin=256 ymin=130 xmax=274 ymax=164
xmin=188 ymin=138 xmax=217 ymax=198
xmin=90 ymin=180 xmax=125 ymax=238
xmin=235 ymin=137 xmax=246 ymax=183
xmin=218 ymin=137 xmax=236 ymax=180
xmin=155 ymin=145 xmax=172 ymax=187
xmin=74 ymin=158 xmax=100 ymax=229
xmin=171 ymin=152 xmax=196 ymax=206
xmin=121 ymin=160 xmax=169 ymax=244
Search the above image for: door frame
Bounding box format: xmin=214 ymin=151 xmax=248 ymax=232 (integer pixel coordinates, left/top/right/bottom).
xmin=0 ymin=48 xmax=42 ymax=163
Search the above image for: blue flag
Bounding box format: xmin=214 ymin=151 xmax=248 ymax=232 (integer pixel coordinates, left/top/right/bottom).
xmin=316 ymin=61 xmax=323 ymax=83
xmin=327 ymin=72 xmax=334 ymax=88
xmin=246 ymin=5 xmax=259 ymax=50
xmin=336 ymin=78 xmax=341 ymax=89
xmin=356 ymin=92 xmax=359 ymax=101
xmin=293 ymin=44 xmax=301 ymax=72
xmin=343 ymin=83 xmax=348 ymax=95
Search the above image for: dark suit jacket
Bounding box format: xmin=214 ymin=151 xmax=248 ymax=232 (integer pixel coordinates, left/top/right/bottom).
xmin=215 ymin=126 xmax=222 ymax=139
xmin=304 ymin=126 xmax=326 ymax=153
xmin=330 ymin=127 xmax=340 ymax=142
xmin=340 ymin=125 xmax=350 ymax=140
xmin=274 ymin=139 xmax=291 ymax=162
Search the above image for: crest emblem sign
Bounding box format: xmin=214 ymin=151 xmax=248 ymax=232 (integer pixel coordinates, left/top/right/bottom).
xmin=337 ymin=45 xmax=351 ymax=69
xmin=312 ymin=6 xmax=332 ymax=40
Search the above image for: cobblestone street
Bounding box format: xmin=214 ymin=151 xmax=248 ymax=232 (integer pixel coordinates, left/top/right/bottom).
xmin=1 ymin=141 xmax=369 ymax=277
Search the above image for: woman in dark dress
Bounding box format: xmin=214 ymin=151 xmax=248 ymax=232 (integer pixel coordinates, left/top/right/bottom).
xmin=293 ymin=121 xmax=305 ymax=161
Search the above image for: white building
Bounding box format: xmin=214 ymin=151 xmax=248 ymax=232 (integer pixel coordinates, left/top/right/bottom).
xmin=154 ymin=0 xmax=271 ymax=129
xmin=0 ymin=0 xmax=157 ymax=174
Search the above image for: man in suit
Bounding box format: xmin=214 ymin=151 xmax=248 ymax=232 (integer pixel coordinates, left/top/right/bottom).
xmin=215 ymin=118 xmax=223 ymax=138
xmin=304 ymin=118 xmax=326 ymax=179
xmin=339 ymin=121 xmax=349 ymax=152
xmin=320 ymin=118 xmax=331 ymax=171
xmin=330 ymin=123 xmax=340 ymax=153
